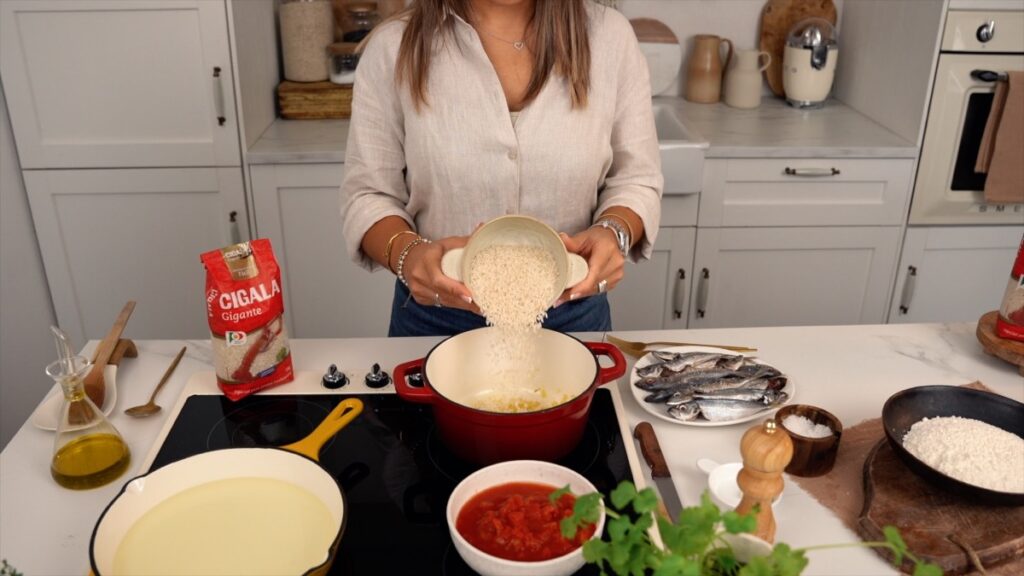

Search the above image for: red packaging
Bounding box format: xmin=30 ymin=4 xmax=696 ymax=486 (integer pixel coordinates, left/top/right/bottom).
xmin=995 ymin=234 xmax=1024 ymax=342
xmin=201 ymin=239 xmax=293 ymax=400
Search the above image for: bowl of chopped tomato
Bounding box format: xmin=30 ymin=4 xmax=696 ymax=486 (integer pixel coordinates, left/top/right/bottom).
xmin=446 ymin=460 xmax=605 ymax=576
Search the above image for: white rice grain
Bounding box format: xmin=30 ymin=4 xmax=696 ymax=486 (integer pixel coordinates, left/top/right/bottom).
xmin=902 ymin=416 xmax=1024 ymax=493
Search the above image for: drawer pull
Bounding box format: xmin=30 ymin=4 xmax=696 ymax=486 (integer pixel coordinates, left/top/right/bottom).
xmin=976 ymin=20 xmax=995 ymax=43
xmin=898 ymin=265 xmax=917 ymax=315
xmin=696 ymin=268 xmax=710 ymax=319
xmin=213 ymin=67 xmax=226 ymax=126
xmin=672 ymin=269 xmax=686 ymax=319
xmin=784 ymin=167 xmax=840 ymax=177
xmin=229 ymin=211 xmax=241 ymax=244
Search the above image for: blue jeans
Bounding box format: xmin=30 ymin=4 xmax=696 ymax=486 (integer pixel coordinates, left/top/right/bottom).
xmin=388 ymin=280 xmax=612 ymax=337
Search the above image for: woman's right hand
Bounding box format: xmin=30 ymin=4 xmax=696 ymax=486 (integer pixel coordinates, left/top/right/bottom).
xmin=400 ymin=236 xmax=480 ymax=313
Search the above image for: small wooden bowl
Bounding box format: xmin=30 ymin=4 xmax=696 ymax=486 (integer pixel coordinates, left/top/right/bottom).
xmin=775 ymin=405 xmax=842 ymax=477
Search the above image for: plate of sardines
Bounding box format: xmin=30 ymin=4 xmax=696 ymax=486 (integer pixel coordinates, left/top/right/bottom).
xmin=630 ymin=346 xmax=792 ymax=426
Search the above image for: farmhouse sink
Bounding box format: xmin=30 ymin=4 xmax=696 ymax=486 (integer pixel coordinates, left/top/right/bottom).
xmin=653 ymin=103 xmax=708 ymax=195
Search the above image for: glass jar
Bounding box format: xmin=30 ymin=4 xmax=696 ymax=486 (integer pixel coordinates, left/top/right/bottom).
xmin=343 ymin=2 xmax=380 ymax=43
xmin=280 ymin=0 xmax=334 ymax=82
xmin=328 ymin=42 xmax=359 ymax=85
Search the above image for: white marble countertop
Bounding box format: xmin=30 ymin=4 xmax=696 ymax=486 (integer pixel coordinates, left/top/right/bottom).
xmin=245 ymin=96 xmax=916 ymax=165
xmin=2 ymin=323 xmax=1020 ymax=575
xmin=658 ymin=97 xmax=917 ymax=159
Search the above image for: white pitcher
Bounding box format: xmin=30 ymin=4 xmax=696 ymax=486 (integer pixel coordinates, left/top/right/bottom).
xmin=723 ymin=49 xmax=771 ymax=109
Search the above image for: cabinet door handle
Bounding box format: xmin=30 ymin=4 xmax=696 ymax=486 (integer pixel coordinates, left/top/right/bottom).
xmin=976 ymin=20 xmax=996 ymax=43
xmin=898 ymin=265 xmax=917 ymax=315
xmin=213 ymin=67 xmax=226 ymax=126
xmin=672 ymin=269 xmax=687 ymax=319
xmin=784 ymin=167 xmax=840 ymax=177
xmin=229 ymin=211 xmax=242 ymax=244
xmin=696 ymin=268 xmax=710 ymax=319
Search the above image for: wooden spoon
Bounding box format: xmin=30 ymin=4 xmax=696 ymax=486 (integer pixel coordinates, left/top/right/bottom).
xmin=124 ymin=346 xmax=186 ymax=418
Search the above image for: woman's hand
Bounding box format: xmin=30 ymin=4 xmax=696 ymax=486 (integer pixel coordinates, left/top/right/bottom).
xmin=558 ymin=227 xmax=625 ymax=305
xmin=400 ymin=235 xmax=481 ymax=313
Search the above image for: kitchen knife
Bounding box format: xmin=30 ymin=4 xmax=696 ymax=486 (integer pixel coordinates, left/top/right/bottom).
xmin=634 ymin=421 xmax=684 ymax=523
xmin=83 ymin=301 xmax=136 ymax=407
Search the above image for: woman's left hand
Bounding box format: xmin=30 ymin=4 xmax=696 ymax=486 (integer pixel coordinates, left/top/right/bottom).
xmin=557 ymin=227 xmax=624 ymax=306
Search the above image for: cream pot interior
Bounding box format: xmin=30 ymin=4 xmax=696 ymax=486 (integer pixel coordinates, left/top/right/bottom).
xmin=92 ymin=448 xmax=344 ymax=575
xmin=424 ymin=328 xmax=599 ymax=411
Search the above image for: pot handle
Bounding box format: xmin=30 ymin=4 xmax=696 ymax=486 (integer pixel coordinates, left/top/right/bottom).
xmin=393 ymin=358 xmax=434 ymax=404
xmin=586 ymin=342 xmax=627 ymax=384
xmin=283 ymin=397 xmax=363 ymax=462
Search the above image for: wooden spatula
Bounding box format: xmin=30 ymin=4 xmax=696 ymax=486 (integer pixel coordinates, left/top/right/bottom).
xmin=83 ymin=301 xmax=136 ymax=407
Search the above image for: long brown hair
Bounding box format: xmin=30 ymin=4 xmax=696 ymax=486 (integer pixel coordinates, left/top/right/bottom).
xmin=394 ymin=0 xmax=591 ymax=110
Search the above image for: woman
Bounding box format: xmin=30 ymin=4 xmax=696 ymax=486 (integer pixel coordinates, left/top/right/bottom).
xmin=341 ymin=0 xmax=662 ymax=337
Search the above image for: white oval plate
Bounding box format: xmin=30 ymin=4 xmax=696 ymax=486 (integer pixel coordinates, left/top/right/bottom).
xmin=31 ymin=365 xmax=118 ymax=431
xmin=629 ymin=346 xmax=793 ymax=427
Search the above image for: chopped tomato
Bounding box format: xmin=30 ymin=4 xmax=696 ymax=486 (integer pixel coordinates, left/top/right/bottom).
xmin=455 ymin=482 xmax=596 ymax=562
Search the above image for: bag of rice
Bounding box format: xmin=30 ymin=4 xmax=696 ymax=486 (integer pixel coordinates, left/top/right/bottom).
xmin=201 ymin=239 xmax=293 ymax=400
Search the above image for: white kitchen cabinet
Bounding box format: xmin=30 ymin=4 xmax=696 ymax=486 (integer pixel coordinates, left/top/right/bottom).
xmin=689 ymin=227 xmax=901 ymax=328
xmin=699 ymin=158 xmax=914 ymax=227
xmin=609 ymin=227 xmax=696 ymax=331
xmin=251 ymin=164 xmax=395 ymax=338
xmin=889 ymin=226 xmax=1022 ymax=324
xmin=0 ymin=0 xmax=240 ymax=168
xmin=25 ymin=168 xmax=249 ymax=345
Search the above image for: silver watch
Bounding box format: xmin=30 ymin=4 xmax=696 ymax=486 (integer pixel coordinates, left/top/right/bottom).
xmin=593 ymin=219 xmax=630 ymax=257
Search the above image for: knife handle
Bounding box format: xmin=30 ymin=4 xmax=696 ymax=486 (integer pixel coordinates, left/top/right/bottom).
xmin=634 ymin=422 xmax=670 ymax=478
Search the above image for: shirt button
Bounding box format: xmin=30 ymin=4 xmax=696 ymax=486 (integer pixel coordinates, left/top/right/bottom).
xmin=508 ymin=150 xmax=518 ymax=160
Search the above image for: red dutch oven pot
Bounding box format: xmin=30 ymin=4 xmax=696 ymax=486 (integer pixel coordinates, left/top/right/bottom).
xmin=394 ymin=327 xmax=626 ymax=464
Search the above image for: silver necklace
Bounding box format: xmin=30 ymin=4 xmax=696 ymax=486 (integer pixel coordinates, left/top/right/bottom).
xmin=474 ymin=24 xmax=527 ymax=51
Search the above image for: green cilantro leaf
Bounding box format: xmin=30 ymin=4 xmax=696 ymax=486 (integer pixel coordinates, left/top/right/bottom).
xmin=611 ymin=480 xmax=638 ymax=510
xmin=912 ymin=562 xmax=944 ymax=576
xmin=549 ymin=484 xmax=571 ymax=503
xmin=883 ymin=526 xmax=908 ymax=566
xmin=722 ymin=510 xmax=757 ymax=534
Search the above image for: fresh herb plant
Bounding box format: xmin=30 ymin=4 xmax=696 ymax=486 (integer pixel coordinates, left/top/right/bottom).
xmin=553 ymin=481 xmax=943 ymax=576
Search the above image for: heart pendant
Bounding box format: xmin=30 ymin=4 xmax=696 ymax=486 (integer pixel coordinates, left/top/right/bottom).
xmin=513 ymin=41 xmax=525 ymax=51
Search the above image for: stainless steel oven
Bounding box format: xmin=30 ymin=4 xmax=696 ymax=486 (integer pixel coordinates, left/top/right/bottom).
xmin=911 ymin=9 xmax=1024 ymax=225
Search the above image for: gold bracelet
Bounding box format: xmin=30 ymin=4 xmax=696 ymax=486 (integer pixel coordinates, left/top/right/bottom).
xmin=383 ymin=230 xmax=418 ymax=273
xmin=598 ymin=213 xmax=636 ymax=246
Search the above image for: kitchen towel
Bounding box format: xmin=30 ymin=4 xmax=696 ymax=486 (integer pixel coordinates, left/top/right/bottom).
xmin=974 ymin=71 xmax=1024 ymax=205
xmin=787 ymin=382 xmax=1023 ymax=576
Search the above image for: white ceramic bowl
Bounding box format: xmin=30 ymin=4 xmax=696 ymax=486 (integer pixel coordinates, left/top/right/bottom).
xmin=446 ymin=460 xmax=606 ymax=576
xmin=440 ymin=215 xmax=589 ymax=307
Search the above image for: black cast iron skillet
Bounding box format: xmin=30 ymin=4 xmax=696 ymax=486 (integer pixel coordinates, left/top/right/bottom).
xmin=882 ymin=385 xmax=1024 ymax=506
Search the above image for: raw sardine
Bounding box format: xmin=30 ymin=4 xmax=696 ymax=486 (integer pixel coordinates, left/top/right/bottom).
xmin=644 ymin=389 xmax=676 ymax=403
xmin=695 ymin=393 xmax=789 ymax=422
xmin=637 ymin=368 xmax=742 ymax=391
xmin=667 ymin=402 xmax=700 ymax=421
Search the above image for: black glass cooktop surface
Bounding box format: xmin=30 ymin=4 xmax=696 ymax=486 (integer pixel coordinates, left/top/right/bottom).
xmin=150 ymin=390 xmax=633 ymax=575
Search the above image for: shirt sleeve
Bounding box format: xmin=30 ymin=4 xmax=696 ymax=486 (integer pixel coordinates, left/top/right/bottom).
xmin=593 ymin=16 xmax=664 ymax=262
xmin=339 ymin=22 xmax=413 ymax=271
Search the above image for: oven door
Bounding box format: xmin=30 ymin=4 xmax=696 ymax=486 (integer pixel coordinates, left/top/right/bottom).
xmin=911 ymin=54 xmax=1024 ymax=225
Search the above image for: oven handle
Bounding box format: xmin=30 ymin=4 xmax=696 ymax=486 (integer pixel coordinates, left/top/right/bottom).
xmin=971 ymin=69 xmax=1008 ymax=83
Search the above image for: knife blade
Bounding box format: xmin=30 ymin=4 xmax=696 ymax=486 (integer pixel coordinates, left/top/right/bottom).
xmin=83 ymin=301 xmax=136 ymax=407
xmin=633 ymin=421 xmax=684 ymax=523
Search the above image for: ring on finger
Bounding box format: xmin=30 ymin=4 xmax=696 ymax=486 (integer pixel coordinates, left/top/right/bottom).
xmin=433 ymin=292 xmax=443 ymax=307
xmin=597 ymin=279 xmax=608 ymax=294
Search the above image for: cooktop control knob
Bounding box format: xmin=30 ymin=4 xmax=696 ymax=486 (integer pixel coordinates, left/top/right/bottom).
xmin=365 ymin=363 xmax=391 ymax=389
xmin=322 ymin=364 xmax=349 ymax=389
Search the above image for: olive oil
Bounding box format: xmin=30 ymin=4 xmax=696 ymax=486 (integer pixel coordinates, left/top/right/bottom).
xmin=51 ymin=433 xmax=131 ymax=490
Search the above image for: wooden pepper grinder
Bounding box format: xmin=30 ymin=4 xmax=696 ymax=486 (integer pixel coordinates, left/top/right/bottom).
xmin=735 ymin=419 xmax=793 ymax=543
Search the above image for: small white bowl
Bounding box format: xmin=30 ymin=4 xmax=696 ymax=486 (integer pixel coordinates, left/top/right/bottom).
xmin=696 ymin=459 xmax=784 ymax=510
xmin=446 ymin=460 xmax=606 ymax=576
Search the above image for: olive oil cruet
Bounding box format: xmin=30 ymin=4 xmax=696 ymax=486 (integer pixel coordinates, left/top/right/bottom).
xmin=47 ymin=326 xmax=131 ymax=490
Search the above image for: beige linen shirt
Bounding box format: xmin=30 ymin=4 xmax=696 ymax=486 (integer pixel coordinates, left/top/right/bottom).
xmin=341 ymin=4 xmax=663 ymax=270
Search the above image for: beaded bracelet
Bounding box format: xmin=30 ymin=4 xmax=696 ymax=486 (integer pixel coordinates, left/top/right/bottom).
xmin=597 ymin=212 xmax=636 ymax=244
xmin=395 ymin=236 xmax=431 ymax=288
xmin=383 ymin=230 xmax=418 ymax=273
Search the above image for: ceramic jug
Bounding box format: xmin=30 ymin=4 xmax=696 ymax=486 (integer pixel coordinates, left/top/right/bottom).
xmin=724 ymin=49 xmax=771 ymax=109
xmin=685 ymin=34 xmax=733 ymax=103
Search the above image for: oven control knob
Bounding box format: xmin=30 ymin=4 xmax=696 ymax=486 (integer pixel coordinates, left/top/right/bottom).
xmin=322 ymin=364 xmax=349 ymax=389
xmin=977 ymin=20 xmax=995 ymax=43
xmin=365 ymin=363 xmax=392 ymax=389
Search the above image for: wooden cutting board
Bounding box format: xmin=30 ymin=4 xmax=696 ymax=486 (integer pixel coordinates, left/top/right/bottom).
xmin=977 ymin=310 xmax=1024 ymax=376
xmin=758 ymin=0 xmax=837 ymax=97
xmin=278 ymin=81 xmax=352 ymax=120
xmin=858 ymin=440 xmax=1024 ymax=575
xmin=630 ymin=18 xmax=681 ymax=96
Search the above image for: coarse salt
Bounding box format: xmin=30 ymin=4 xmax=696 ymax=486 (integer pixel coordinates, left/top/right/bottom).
xmin=902 ymin=416 xmax=1024 ymax=494
xmin=782 ymin=414 xmax=834 ymax=438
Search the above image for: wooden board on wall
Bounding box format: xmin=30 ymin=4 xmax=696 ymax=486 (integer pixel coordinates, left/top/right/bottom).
xmin=278 ymin=81 xmax=352 ymax=119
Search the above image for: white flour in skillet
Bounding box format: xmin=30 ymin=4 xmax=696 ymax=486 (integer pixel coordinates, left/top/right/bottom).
xmin=902 ymin=416 xmax=1024 ymax=493
xmin=468 ymin=245 xmax=561 ymax=413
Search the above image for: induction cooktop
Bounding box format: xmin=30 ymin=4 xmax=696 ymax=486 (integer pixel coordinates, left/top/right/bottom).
xmin=146 ymin=379 xmax=639 ymax=576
